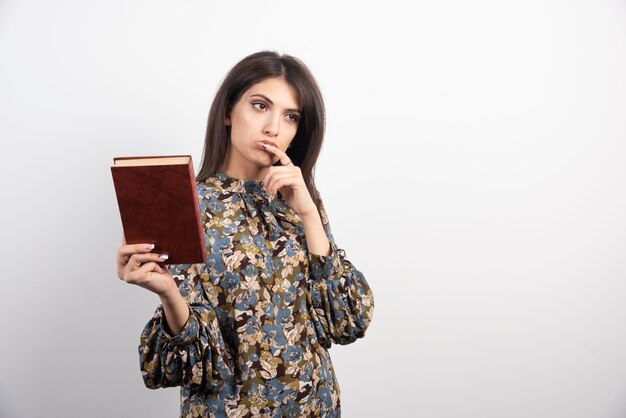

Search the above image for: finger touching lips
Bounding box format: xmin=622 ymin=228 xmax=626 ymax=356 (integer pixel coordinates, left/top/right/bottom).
xmin=257 ymin=140 xmax=278 ymax=149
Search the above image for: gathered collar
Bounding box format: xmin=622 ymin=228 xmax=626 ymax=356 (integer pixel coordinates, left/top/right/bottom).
xmin=201 ymin=171 xmax=304 ymax=240
xmin=204 ymin=171 xmax=267 ymax=196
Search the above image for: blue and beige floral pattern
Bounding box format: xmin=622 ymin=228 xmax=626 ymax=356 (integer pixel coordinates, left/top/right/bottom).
xmin=138 ymin=171 xmax=374 ymax=417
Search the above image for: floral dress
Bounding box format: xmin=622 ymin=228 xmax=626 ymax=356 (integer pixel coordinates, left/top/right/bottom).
xmin=138 ymin=171 xmax=374 ymax=418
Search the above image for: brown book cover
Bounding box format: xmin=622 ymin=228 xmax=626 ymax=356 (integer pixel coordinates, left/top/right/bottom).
xmin=111 ymin=155 xmax=205 ymax=264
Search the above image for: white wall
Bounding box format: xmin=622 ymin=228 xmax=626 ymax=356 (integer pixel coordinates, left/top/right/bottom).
xmin=1 ymin=1 xmax=625 ymax=417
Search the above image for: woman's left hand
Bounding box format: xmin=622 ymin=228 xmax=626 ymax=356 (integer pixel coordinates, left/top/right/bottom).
xmin=259 ymin=142 xmax=317 ymax=217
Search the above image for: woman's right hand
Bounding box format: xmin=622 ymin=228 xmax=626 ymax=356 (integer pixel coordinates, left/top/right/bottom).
xmin=116 ymin=240 xmax=177 ymax=296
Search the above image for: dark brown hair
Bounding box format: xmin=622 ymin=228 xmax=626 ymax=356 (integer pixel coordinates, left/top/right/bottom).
xmin=196 ymin=50 xmax=326 ymax=214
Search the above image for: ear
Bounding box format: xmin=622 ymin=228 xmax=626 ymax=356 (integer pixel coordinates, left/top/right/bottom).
xmin=225 ymin=116 xmax=231 ymax=126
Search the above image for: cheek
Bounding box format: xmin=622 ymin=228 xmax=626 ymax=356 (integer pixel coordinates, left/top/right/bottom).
xmin=231 ymin=107 xmax=258 ymax=129
xmin=229 ymin=114 xmax=255 ymax=142
xmin=281 ymin=124 xmax=298 ymax=141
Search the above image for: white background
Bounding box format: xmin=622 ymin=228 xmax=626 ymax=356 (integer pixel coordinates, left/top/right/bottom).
xmin=1 ymin=1 xmax=626 ymax=417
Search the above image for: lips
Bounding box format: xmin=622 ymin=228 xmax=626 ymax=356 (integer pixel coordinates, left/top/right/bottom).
xmin=257 ymin=140 xmax=278 ymax=148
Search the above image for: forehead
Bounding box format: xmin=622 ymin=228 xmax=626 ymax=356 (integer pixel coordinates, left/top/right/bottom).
xmin=245 ymin=77 xmax=302 ymax=109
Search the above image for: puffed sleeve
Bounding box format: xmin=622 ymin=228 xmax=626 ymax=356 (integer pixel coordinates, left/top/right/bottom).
xmin=306 ymin=198 xmax=375 ymax=348
xmin=138 ymin=263 xmax=233 ymax=391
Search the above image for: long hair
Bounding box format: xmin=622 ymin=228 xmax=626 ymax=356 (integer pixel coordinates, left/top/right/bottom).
xmin=196 ymin=51 xmax=326 ymax=214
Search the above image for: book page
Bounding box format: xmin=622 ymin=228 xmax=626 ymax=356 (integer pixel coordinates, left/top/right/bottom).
xmin=114 ymin=156 xmax=190 ymax=166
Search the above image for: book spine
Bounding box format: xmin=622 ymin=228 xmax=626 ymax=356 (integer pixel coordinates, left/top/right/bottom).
xmin=188 ymin=157 xmax=206 ymax=262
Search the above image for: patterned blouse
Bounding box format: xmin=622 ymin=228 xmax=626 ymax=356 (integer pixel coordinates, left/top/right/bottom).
xmin=138 ymin=171 xmax=374 ymax=418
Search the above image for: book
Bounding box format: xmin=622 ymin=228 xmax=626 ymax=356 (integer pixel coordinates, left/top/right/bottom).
xmin=111 ymin=155 xmax=206 ymax=264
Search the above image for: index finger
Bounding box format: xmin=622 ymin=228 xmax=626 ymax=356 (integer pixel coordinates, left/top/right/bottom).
xmin=118 ymin=243 xmax=156 ymax=259
xmin=261 ymin=143 xmax=293 ymax=167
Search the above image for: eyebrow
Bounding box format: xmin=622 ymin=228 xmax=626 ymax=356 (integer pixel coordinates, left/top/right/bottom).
xmin=250 ymin=93 xmax=301 ymax=114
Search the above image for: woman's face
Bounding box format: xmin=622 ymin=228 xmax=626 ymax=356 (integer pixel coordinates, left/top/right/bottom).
xmin=226 ymin=77 xmax=302 ymax=170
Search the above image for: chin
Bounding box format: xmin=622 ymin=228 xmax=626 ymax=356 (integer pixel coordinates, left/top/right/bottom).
xmin=255 ymin=158 xmax=274 ymax=168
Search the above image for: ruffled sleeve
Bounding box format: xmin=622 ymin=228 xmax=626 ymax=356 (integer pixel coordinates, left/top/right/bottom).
xmin=138 ymin=263 xmax=234 ymax=391
xmin=306 ymin=198 xmax=375 ymax=348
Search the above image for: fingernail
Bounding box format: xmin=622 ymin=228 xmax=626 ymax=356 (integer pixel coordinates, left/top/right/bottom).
xmin=158 ymin=254 xmax=169 ymax=260
xmin=145 ymin=244 xmax=155 ymax=250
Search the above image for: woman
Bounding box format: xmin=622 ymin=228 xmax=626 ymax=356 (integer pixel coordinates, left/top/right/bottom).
xmin=116 ymin=51 xmax=374 ymax=418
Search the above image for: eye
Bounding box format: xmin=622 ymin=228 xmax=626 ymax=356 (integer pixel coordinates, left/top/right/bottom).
xmin=286 ymin=113 xmax=300 ymax=123
xmin=252 ymin=102 xmax=267 ymax=111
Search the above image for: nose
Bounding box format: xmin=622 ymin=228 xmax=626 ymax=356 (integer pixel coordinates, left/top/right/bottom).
xmin=262 ymin=112 xmax=280 ymax=137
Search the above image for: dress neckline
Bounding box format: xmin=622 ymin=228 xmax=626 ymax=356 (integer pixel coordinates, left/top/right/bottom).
xmin=209 ymin=171 xmax=267 ymax=195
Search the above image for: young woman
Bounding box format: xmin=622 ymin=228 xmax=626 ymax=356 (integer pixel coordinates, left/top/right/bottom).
xmin=116 ymin=51 xmax=374 ymax=418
